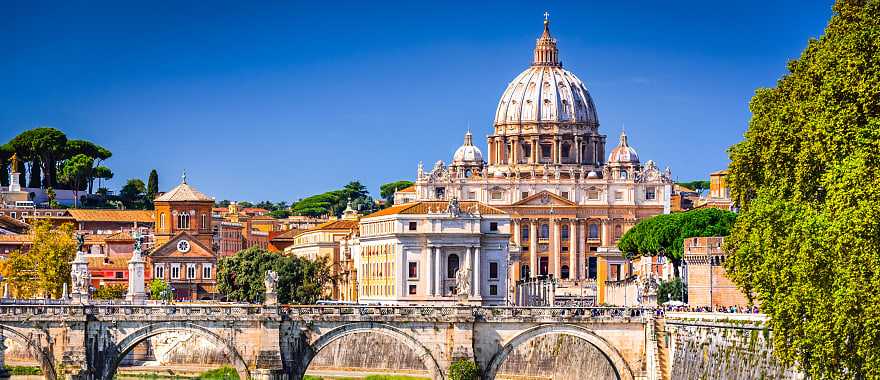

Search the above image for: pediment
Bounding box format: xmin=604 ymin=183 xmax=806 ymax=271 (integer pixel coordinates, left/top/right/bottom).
xmin=513 ymin=191 xmax=577 ymax=206
xmin=150 ymin=231 xmax=215 ymax=258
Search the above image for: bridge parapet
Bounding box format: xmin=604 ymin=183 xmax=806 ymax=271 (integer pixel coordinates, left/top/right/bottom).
xmin=284 ymin=305 xmax=647 ymax=323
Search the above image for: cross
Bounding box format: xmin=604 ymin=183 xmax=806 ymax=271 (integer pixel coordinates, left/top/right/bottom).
xmin=544 ymin=11 xmax=550 ymax=21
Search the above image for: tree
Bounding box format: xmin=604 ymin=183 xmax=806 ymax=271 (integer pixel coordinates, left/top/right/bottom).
xmin=60 ymin=154 xmax=94 ymax=208
xmin=0 ymin=144 xmax=12 ymax=186
xmin=617 ymin=208 xmax=736 ymax=276
xmin=380 ymin=180 xmax=414 ymax=204
xmin=217 ymin=247 xmax=333 ymax=304
xmin=723 ymin=2 xmax=880 ymax=378
xmin=119 ymin=179 xmax=147 ymax=209
xmin=657 ymin=278 xmax=687 ymax=304
xmin=65 ymin=139 xmax=111 ymax=193
xmin=675 ymin=180 xmax=709 ymax=192
xmin=27 ymin=156 xmax=41 ymax=188
xmin=147 ymin=169 xmax=159 ymax=200
xmin=93 ymin=166 xmax=113 ymax=190
xmin=0 ymin=220 xmax=76 ymax=298
xmin=148 ymin=279 xmax=173 ymax=301
xmin=448 ymin=359 xmax=479 ymax=380
xmin=268 ymin=209 xmax=291 ymax=219
xmin=9 ymin=127 xmax=68 ymax=188
xmin=93 ymin=284 xmax=127 ymax=300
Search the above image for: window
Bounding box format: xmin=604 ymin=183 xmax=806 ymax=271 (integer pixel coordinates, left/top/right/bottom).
xmin=646 ymin=186 xmax=656 ymax=200
xmin=489 ymin=262 xmax=499 ymax=279
xmin=620 ymin=170 xmax=628 ymax=180
xmin=541 ymin=144 xmax=552 ymax=159
xmin=490 ymin=191 xmax=503 ymax=201
xmin=615 ymin=191 xmax=624 ymax=201
xmin=561 ymin=191 xmax=569 ymax=200
xmin=540 ymin=224 xmax=549 ymax=239
xmin=154 ymin=265 xmax=165 ymax=279
xmin=614 ymin=225 xmax=623 ymax=240
xmin=522 ymin=142 xmax=531 ymax=158
xmin=447 ymin=254 xmax=460 ymax=278
xmin=115 ymin=272 xmax=124 ymax=279
xmin=178 ymin=213 xmax=190 ymax=229
xmin=561 ymin=265 xmax=570 ymax=279
xmin=561 ymin=143 xmax=570 ymax=158
xmin=435 ymin=187 xmax=445 ymax=199
xmin=408 ymin=221 xmax=417 ymax=231
xmin=587 ymin=190 xmax=599 ymax=200
xmin=10 ymin=212 xmax=15 ymax=219
xmin=521 ymin=265 xmax=530 ymax=279
xmin=521 ymin=226 xmax=529 ymax=239
xmin=588 ymin=257 xmax=598 ymax=279
xmin=186 ymin=264 xmax=196 ymax=279
xmin=521 ymin=191 xmax=529 ymax=199
xmin=201 ymin=214 xmax=208 ymax=229
xmin=202 ymin=263 xmax=212 ymax=279
xmin=160 ymin=213 xmax=166 ymax=230
xmin=467 ymin=191 xmax=476 ymax=200
xmin=170 ymin=264 xmax=180 ymax=280
xmin=490 ymin=222 xmax=498 ymax=232
xmin=408 ymin=285 xmax=417 ymax=295
xmin=490 ymin=285 xmax=498 ymax=296
xmin=408 ymin=262 xmax=418 ymax=279
xmin=561 ymin=225 xmax=569 ymax=239
xmin=589 ymin=224 xmax=599 ymax=239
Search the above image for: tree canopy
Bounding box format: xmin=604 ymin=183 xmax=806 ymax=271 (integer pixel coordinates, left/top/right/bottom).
xmin=119 ymin=178 xmax=148 ymax=209
xmin=0 ymin=220 xmax=76 ymax=298
xmin=675 ymin=180 xmax=709 ymax=192
xmin=724 ymin=1 xmax=880 ymax=378
xmin=380 ymin=180 xmax=414 ymax=204
xmin=216 ymin=247 xmax=333 ymax=304
xmin=60 ymin=154 xmax=94 ymax=207
xmin=617 ymin=208 xmax=736 ymax=269
xmin=290 ymin=181 xmax=377 ymax=218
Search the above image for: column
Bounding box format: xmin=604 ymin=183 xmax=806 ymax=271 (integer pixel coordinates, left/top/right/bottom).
xmin=501 ymin=137 xmax=508 ymax=164
xmin=466 ymin=246 xmax=473 ymax=295
xmin=487 ymin=140 xmax=494 ymax=165
xmin=434 ymin=247 xmax=442 ymax=297
xmin=578 ymin=220 xmax=586 ymax=280
xmin=575 ymin=137 xmax=582 ymax=164
xmin=529 ymin=220 xmax=538 ymax=278
xmin=473 ymin=247 xmax=481 ymax=298
xmin=552 ymin=219 xmax=561 ymax=279
xmin=531 ymin=137 xmax=539 ymax=164
xmin=552 ymin=137 xmax=559 ymax=164
xmin=427 ymin=246 xmax=434 ymax=296
xmin=509 ymin=137 xmax=517 ymax=165
xmin=569 ymin=219 xmax=577 ymax=280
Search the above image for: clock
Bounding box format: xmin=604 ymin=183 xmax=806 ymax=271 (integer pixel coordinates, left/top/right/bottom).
xmin=176 ymin=240 xmax=191 ymax=253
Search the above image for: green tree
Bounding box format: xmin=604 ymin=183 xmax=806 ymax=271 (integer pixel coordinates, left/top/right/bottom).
xmin=675 ymin=180 xmax=709 ymax=192
xmin=93 ymin=284 xmax=128 ymax=300
xmin=657 ymin=277 xmax=687 ymax=304
xmin=27 ymin=156 xmax=41 ymax=188
xmin=0 ymin=220 xmax=76 ymax=298
xmin=0 ymin=144 xmax=13 ymax=186
xmin=448 ymin=359 xmax=479 ymax=380
xmin=217 ymin=247 xmax=333 ymax=304
xmin=148 ymin=279 xmax=173 ymax=301
xmin=60 ymin=154 xmax=94 ymax=208
xmin=268 ymin=209 xmax=291 ymax=219
xmin=617 ymin=208 xmax=736 ymax=276
xmin=9 ymin=127 xmax=68 ymax=188
xmin=93 ymin=166 xmax=113 ymax=190
xmin=723 ymin=2 xmax=880 ymax=378
xmin=65 ymin=139 xmax=111 ymax=193
xmin=119 ymin=179 xmax=147 ymax=209
xmin=380 ymin=180 xmax=414 ymax=204
xmin=147 ymin=169 xmax=159 ymax=200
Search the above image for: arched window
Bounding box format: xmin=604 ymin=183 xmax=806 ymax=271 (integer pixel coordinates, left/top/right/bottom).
xmin=178 ymin=213 xmax=190 ymax=230
xmin=620 ymin=170 xmax=628 ymax=180
xmin=561 ymin=143 xmax=570 ymax=159
xmin=447 ymin=254 xmax=460 ymax=279
xmin=160 ymin=213 xmax=166 ymax=230
xmin=561 ymin=265 xmax=570 ymax=279
xmin=561 ymin=225 xmax=569 ymax=240
xmin=614 ymin=225 xmax=623 ymax=240
xmin=540 ymin=224 xmax=549 ymax=239
xmin=589 ymin=224 xmax=599 ymax=239
xmin=521 ymin=264 xmax=530 ymax=279
xmin=201 ymin=214 xmax=208 ymax=229
xmin=521 ymin=225 xmax=529 ymax=239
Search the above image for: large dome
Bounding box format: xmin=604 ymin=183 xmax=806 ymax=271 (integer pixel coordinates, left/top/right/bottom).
xmin=493 ymin=18 xmax=598 ymax=127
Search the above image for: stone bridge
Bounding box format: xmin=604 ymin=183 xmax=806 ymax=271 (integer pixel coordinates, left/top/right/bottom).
xmin=0 ymin=303 xmax=651 ymax=380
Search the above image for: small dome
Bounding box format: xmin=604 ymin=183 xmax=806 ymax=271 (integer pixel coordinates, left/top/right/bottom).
xmin=587 ymin=171 xmax=599 ymax=179
xmin=608 ymin=130 xmax=639 ymax=163
xmin=452 ymin=131 xmax=484 ymax=165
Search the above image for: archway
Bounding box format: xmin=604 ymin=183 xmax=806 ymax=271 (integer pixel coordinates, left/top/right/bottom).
xmin=298 ymin=322 xmax=443 ymax=380
xmin=103 ymin=322 xmax=250 ymax=380
xmin=485 ymin=324 xmax=634 ymax=380
xmin=0 ymin=325 xmax=57 ymax=380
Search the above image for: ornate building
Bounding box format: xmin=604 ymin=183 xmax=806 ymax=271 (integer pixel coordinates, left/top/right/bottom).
xmin=400 ymin=16 xmax=673 ymax=304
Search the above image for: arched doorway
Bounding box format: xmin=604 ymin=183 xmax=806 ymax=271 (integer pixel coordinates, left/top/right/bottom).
xmin=485 ymin=324 xmax=634 ymax=380
xmin=0 ymin=325 xmax=56 ymax=380
xmin=297 ymin=322 xmax=443 ymax=380
xmin=102 ymin=322 xmax=250 ymax=380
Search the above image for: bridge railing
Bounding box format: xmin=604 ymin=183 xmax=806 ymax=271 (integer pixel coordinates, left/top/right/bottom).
xmin=284 ymin=305 xmax=648 ymax=321
xmin=0 ymin=303 xmax=266 ymax=319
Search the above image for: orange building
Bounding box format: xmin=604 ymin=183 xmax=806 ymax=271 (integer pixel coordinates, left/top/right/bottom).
xmin=683 ymin=236 xmax=752 ymax=308
xmin=152 ymin=174 xmax=215 ymax=248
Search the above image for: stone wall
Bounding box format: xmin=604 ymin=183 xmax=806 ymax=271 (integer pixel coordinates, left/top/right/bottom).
xmin=308 ymin=332 xmax=427 ymax=372
xmin=666 ymin=316 xmax=803 ymax=380
xmin=496 ymin=333 xmax=617 ymax=380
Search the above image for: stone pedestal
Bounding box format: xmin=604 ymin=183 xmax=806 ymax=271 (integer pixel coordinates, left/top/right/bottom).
xmin=69 ymin=250 xmax=91 ymax=305
xmin=126 ymin=254 xmax=146 ymax=304
xmin=265 ymin=292 xmax=278 ymax=306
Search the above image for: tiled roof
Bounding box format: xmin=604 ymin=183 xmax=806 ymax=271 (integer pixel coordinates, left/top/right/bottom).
xmin=242 ymin=208 xmax=270 ymax=214
xmin=293 ymin=219 xmax=359 ymax=238
xmin=0 ymin=234 xmax=32 ymax=243
xmin=364 ymin=201 xmax=506 ymax=218
xmin=0 ymin=215 xmax=29 ymax=230
xmin=154 ymin=182 xmax=213 ymax=202
xmin=397 ymin=185 xmax=416 ymax=193
xmin=87 ymin=256 xmax=129 ymax=270
xmin=710 ymin=169 xmax=729 ymax=175
xmin=271 ymin=228 xmax=301 ymax=240
xmin=103 ymin=231 xmax=134 ymax=242
xmin=67 ymin=209 xmax=155 ymax=223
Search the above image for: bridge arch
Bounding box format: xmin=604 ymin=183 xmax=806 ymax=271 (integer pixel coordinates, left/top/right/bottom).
xmin=103 ymin=321 xmax=250 ymax=380
xmin=298 ymin=322 xmax=443 ymax=380
xmin=484 ymin=324 xmax=634 ymax=380
xmin=0 ymin=324 xmax=57 ymax=380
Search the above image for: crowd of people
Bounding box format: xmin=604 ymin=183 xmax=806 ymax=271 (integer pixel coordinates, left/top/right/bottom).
xmin=657 ymin=304 xmax=760 ymax=315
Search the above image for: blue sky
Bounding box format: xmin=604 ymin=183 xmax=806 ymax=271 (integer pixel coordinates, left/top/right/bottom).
xmin=1 ymin=1 xmax=834 ymax=202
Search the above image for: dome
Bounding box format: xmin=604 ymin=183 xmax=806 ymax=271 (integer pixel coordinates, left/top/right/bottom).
xmin=452 ymin=131 xmax=484 ymax=165
xmin=493 ymin=17 xmax=599 ymax=126
xmin=607 ymin=130 xmax=639 ymax=163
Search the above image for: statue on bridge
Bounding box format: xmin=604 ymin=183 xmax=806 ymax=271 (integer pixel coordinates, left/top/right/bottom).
xmin=455 ymin=267 xmax=471 ymax=302
xmin=264 ymin=270 xmax=279 ymax=305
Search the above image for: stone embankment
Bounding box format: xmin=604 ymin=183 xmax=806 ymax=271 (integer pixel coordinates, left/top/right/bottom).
xmin=663 ymin=312 xmax=804 ymax=380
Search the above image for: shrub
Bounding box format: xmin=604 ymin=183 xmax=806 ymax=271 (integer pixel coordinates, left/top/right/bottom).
xmin=448 ymin=359 xmax=479 ymax=380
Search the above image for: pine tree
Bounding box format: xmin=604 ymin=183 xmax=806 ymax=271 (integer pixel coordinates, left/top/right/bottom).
xmin=28 ymin=157 xmax=41 ymax=188
xmin=147 ymin=169 xmax=159 ymax=200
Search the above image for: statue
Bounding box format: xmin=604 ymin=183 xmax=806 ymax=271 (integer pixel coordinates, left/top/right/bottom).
xmin=417 ymin=161 xmax=425 ymax=179
xmin=264 ymin=270 xmax=278 ymax=294
xmin=9 ymin=153 xmax=18 ymax=172
xmin=553 ymin=165 xmax=561 ymax=180
xmin=127 ymin=231 xmax=147 ymax=304
xmin=455 ymin=267 xmax=471 ymax=298
xmin=76 ymin=233 xmax=85 ymax=253
xmin=446 ymin=197 xmax=461 ymax=217
xmin=132 ymin=231 xmax=143 ymax=255
xmin=529 ymin=165 xmax=536 ymax=179
xmin=542 ymin=164 xmax=549 ymax=180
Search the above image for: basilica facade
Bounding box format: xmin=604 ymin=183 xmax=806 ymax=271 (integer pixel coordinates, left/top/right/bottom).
xmin=399 ymin=17 xmax=673 ymax=304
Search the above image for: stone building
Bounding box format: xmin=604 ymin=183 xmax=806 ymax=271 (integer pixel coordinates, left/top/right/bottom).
xmin=695 ymin=170 xmax=735 ymax=211
xmin=351 ymin=200 xmax=511 ymax=305
xmin=683 ymin=236 xmax=752 ymax=308
xmin=397 ymin=17 xmax=672 ymax=304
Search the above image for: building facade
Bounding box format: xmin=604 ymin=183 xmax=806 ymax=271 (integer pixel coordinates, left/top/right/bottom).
xmin=683 ymin=236 xmax=751 ymax=308
xmin=398 ymin=17 xmax=672 ymax=305
xmin=352 ymin=200 xmax=511 ymax=306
